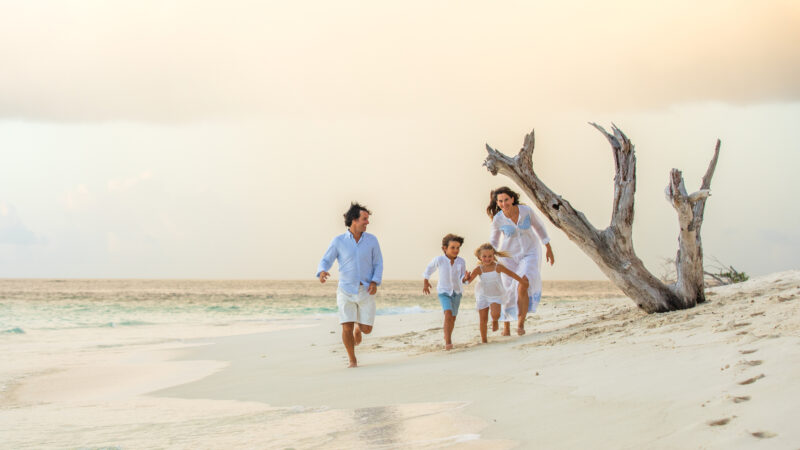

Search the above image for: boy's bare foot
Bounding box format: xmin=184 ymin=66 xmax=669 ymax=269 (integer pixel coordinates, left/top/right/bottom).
xmin=348 ymin=360 xmax=358 ymax=368
xmin=353 ymin=324 xmax=362 ymax=346
xmin=492 ymin=320 xmax=499 ymax=332
xmin=517 ymin=327 xmax=526 ymax=336
xmin=445 ymin=343 xmax=453 ymax=350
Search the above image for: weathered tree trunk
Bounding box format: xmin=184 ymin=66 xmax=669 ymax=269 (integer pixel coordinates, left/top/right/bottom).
xmin=484 ymin=124 xmax=720 ymax=313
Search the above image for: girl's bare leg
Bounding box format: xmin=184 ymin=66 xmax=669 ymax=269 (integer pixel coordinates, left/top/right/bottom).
xmin=502 ymin=321 xmax=511 ymax=336
xmin=443 ymin=310 xmax=455 ymax=350
xmin=478 ymin=308 xmax=489 ymax=343
xmin=490 ymin=303 xmax=501 ymax=331
xmin=517 ymin=283 xmax=529 ymax=336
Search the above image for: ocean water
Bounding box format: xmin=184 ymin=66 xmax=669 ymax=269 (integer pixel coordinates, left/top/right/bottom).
xmin=0 ymin=279 xmax=620 ymax=448
xmin=0 ymin=279 xmax=436 ymax=334
xmin=0 ymin=279 xmax=436 ymax=394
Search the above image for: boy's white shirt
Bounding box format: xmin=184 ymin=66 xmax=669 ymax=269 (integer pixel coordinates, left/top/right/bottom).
xmin=422 ymin=255 xmax=467 ymax=295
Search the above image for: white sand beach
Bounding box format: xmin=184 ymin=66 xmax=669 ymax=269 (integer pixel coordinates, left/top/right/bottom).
xmin=3 ymin=271 xmax=799 ymax=448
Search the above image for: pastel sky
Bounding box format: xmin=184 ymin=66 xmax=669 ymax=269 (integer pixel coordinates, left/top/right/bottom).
xmin=1 ymin=0 xmax=799 ymax=280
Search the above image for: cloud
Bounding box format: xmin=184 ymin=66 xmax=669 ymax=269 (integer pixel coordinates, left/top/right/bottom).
xmin=0 ymin=202 xmax=42 ymax=245
xmin=62 ymin=184 xmax=94 ymax=211
xmin=107 ymin=170 xmax=153 ymax=192
xmin=0 ymin=0 xmax=798 ymax=123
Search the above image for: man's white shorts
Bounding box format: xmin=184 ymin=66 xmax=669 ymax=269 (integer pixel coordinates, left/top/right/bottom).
xmin=337 ymin=285 xmax=376 ymax=326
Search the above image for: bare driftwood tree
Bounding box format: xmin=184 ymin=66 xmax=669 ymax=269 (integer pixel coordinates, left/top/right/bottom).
xmin=484 ymin=124 xmax=720 ymax=313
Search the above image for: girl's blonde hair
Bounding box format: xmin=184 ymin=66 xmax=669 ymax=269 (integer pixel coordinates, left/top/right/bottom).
xmin=474 ymin=243 xmax=511 ymax=261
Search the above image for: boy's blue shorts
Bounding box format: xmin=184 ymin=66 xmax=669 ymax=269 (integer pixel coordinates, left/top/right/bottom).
xmin=438 ymin=292 xmax=462 ymax=316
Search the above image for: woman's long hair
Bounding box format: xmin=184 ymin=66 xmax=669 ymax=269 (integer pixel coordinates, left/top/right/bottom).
xmin=486 ymin=186 xmax=520 ymax=218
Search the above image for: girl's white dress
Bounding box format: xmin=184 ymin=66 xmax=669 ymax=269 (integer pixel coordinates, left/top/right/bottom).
xmin=474 ymin=266 xmax=505 ymax=310
xmin=489 ymin=204 xmax=551 ymax=321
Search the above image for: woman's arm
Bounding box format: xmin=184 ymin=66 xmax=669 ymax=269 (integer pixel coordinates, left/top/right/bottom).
xmin=544 ymin=243 xmax=555 ymax=265
xmin=489 ymin=214 xmax=502 ymax=249
xmin=524 ymin=205 xmax=554 ymax=265
xmin=526 ymin=205 xmax=551 ymax=245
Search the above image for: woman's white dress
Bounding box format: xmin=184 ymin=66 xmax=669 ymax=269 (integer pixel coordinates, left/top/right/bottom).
xmin=489 ymin=204 xmax=550 ymax=321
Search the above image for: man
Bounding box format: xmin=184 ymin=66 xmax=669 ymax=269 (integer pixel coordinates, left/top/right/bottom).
xmin=316 ymin=202 xmax=383 ymax=368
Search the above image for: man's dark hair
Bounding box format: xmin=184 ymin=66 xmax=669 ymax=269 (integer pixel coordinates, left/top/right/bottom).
xmin=441 ymin=233 xmax=464 ymax=249
xmin=344 ymin=202 xmax=371 ymax=227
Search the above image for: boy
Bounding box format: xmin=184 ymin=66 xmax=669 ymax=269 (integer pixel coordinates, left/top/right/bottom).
xmin=422 ymin=234 xmax=469 ymax=350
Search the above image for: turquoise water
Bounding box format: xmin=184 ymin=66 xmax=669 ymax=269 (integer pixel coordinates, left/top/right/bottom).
xmin=0 ymin=279 xmax=435 ymax=335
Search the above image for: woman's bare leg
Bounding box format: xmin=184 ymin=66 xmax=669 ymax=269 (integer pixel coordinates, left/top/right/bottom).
xmin=517 ymin=283 xmax=528 ymax=335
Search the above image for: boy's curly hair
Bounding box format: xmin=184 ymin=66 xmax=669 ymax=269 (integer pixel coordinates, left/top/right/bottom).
xmin=441 ymin=233 xmax=464 ymax=249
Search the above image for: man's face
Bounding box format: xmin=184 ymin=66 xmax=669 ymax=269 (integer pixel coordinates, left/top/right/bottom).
xmin=352 ymin=210 xmax=370 ymax=233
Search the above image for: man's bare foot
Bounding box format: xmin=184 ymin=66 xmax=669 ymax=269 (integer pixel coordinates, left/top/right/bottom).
xmin=348 ymin=360 xmax=358 ymax=368
xmin=492 ymin=320 xmax=499 ymax=332
xmin=353 ymin=324 xmax=362 ymax=346
xmin=517 ymin=327 xmax=526 ymax=336
xmin=445 ymin=343 xmax=453 ymax=350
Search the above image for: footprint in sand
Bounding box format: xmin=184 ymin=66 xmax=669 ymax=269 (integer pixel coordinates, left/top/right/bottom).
xmin=739 ymin=349 xmax=758 ymax=355
xmin=738 ymin=360 xmax=763 ymax=367
xmin=732 ymin=396 xmax=751 ymax=403
xmin=738 ymin=374 xmax=765 ymax=385
xmin=707 ymin=417 xmax=733 ymax=426
xmin=751 ymin=431 xmax=777 ymax=439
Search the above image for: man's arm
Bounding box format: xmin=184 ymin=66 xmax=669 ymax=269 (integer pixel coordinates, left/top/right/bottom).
xmin=316 ymin=238 xmax=339 ymax=283
xmin=369 ymin=239 xmax=383 ymax=295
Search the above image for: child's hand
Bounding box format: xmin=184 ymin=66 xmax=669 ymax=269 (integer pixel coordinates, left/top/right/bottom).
xmin=462 ymin=270 xmax=471 ymax=284
xmin=520 ymin=275 xmax=529 ymax=287
xmin=423 ymin=279 xmax=432 ymax=295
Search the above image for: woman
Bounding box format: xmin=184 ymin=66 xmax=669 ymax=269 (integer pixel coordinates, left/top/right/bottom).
xmin=487 ymin=186 xmax=555 ymax=335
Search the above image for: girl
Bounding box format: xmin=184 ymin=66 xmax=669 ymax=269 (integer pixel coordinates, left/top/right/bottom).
xmin=465 ymin=243 xmax=529 ymax=343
